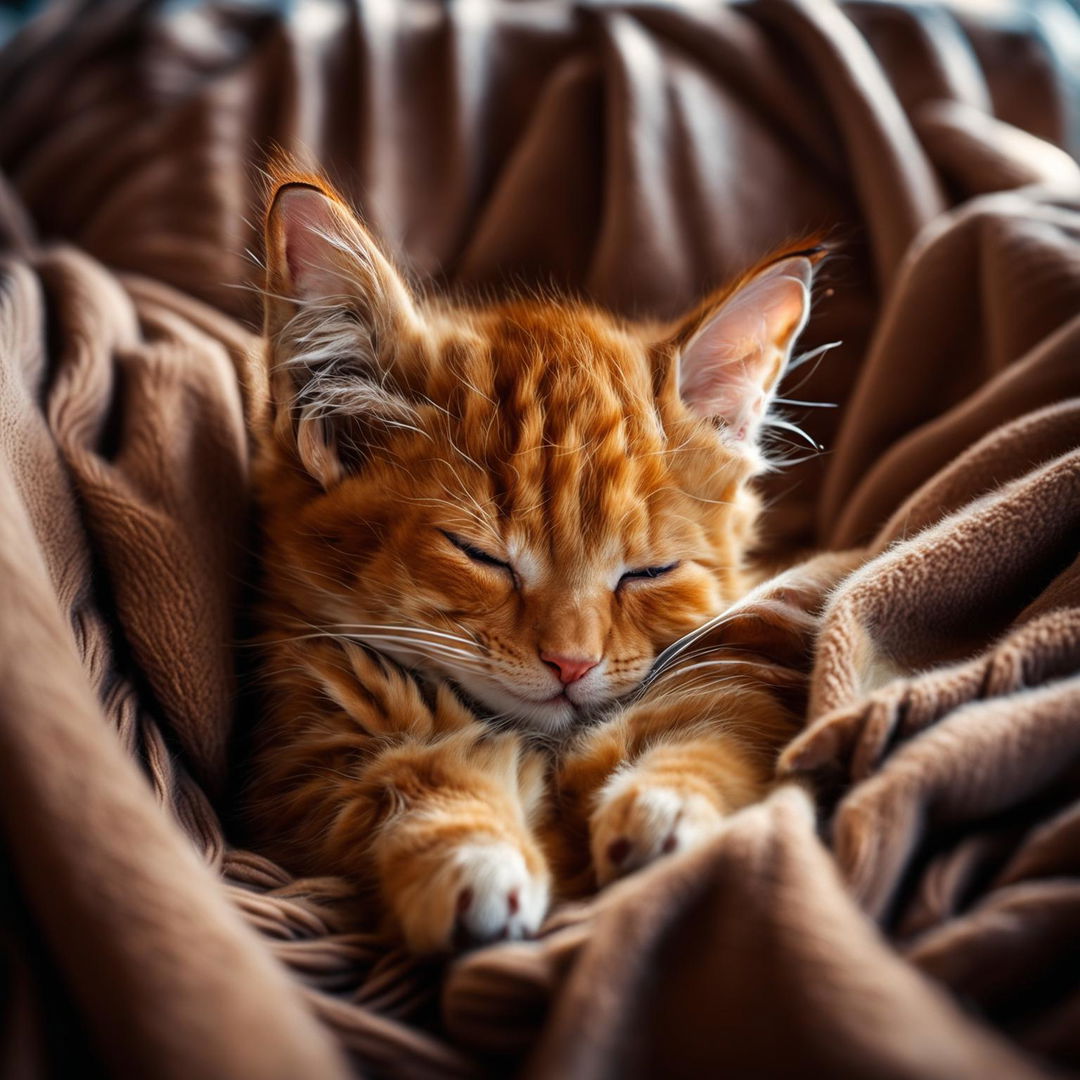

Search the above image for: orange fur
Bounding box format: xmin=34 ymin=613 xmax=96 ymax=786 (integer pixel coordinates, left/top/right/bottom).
xmin=245 ymin=167 xmax=824 ymax=951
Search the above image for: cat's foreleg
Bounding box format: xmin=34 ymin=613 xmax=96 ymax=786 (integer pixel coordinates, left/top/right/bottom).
xmin=556 ymin=683 xmax=794 ymax=890
xmin=254 ymin=641 xmax=551 ymax=952
xmin=363 ymin=723 xmax=551 ymax=951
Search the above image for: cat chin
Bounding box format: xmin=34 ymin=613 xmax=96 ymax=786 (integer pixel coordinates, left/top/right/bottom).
xmin=449 ymin=674 xmax=581 ymax=735
xmin=369 ymin=647 xmax=581 ymax=734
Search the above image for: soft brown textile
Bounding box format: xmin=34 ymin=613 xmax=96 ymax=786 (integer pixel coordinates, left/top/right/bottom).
xmin=1 ymin=1 xmax=1078 ymax=1077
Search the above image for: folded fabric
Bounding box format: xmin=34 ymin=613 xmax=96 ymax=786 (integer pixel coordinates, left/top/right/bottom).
xmin=0 ymin=1 xmax=1078 ymax=1077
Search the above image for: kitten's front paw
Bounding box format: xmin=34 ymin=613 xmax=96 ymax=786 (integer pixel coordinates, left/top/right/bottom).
xmin=389 ymin=838 xmax=550 ymax=953
xmin=590 ymin=773 xmax=726 ymax=887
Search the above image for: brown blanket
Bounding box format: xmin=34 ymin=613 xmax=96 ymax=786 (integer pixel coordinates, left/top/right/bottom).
xmin=1 ymin=2 xmax=1079 ymax=1077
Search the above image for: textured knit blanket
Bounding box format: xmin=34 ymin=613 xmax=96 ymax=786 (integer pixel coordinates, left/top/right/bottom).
xmin=1 ymin=2 xmax=1079 ymax=1077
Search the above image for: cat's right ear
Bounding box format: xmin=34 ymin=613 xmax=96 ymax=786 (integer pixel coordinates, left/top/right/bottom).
xmin=263 ymin=180 xmax=420 ymax=487
xmin=660 ymin=249 xmax=820 ymax=464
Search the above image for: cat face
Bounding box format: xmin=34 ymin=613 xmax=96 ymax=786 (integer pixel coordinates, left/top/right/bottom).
xmin=257 ymin=177 xmax=816 ymax=733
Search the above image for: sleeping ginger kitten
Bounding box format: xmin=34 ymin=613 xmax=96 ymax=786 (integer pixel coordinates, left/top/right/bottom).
xmin=247 ymin=173 xmax=820 ymax=952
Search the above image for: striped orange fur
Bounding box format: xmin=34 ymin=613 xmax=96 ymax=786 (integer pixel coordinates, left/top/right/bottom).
xmin=245 ymin=167 xmax=825 ymax=950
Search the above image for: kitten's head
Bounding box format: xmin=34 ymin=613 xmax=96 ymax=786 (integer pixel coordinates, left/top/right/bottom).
xmin=257 ymin=175 xmax=819 ymax=732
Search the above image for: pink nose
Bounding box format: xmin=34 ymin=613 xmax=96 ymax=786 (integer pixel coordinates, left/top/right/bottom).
xmin=540 ymin=652 xmax=599 ymax=685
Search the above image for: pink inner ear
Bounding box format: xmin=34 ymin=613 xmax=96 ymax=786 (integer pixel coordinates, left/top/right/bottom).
xmin=677 ymin=256 xmax=812 ymax=442
xmin=274 ymin=186 xmax=344 ymax=300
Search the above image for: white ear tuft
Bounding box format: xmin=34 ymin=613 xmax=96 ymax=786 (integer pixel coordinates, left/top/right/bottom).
xmin=263 ymin=182 xmax=420 ymax=488
xmin=677 ymin=255 xmax=814 ymax=446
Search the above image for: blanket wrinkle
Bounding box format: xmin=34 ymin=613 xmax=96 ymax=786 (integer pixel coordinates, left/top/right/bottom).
xmin=906 ymin=878 xmax=1080 ymax=1022
xmin=451 ymin=787 xmax=1056 ymax=1080
xmin=0 ymin=425 xmax=350 ymax=1080
xmin=831 ymin=676 xmax=1080 ymax=918
xmin=1 ymin=1 xmax=1079 ymax=1077
xmin=759 ymin=0 xmax=950 ymax=288
xmin=916 ymin=100 xmax=1080 ymax=194
xmin=996 ymin=797 xmax=1080 ymax=886
xmin=822 ymin=195 xmax=1080 ymax=544
xmin=812 ymin=447 xmax=1080 ymax=711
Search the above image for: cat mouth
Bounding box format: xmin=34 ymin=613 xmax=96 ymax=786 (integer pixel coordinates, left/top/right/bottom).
xmin=444 ymin=674 xmax=579 ymax=725
xmin=488 ymin=683 xmax=585 ymax=725
xmin=508 ymin=688 xmax=578 ymax=713
xmin=529 ymin=687 xmax=588 ymax=711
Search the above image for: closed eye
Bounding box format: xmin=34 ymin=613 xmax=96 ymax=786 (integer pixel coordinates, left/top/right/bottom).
xmin=618 ymin=562 xmax=680 ymax=587
xmin=440 ymin=530 xmax=517 ymax=581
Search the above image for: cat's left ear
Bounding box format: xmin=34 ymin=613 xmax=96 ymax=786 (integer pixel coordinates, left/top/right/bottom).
xmin=666 ymin=253 xmax=817 ymax=451
xmin=262 ymin=177 xmax=421 ymax=487
xmin=264 ymin=179 xmax=419 ymax=342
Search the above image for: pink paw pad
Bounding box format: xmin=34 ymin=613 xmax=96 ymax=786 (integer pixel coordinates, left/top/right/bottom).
xmin=607 ymin=837 xmax=632 ymax=867
xmin=452 ymin=885 xmax=524 ymax=949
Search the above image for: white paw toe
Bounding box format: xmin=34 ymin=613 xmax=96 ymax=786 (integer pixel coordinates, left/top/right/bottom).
xmin=590 ymin=780 xmax=725 ymax=887
xmin=450 ymin=842 xmax=549 ymax=947
xmin=396 ymin=839 xmax=550 ymax=953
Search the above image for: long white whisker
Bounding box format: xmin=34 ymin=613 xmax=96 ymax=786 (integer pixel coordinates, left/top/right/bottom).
xmin=648 ymin=610 xmax=742 ymax=676
xmin=784 ymin=339 xmax=842 ymax=375
xmin=650 ymin=658 xmax=747 ymax=681
xmin=657 ymin=675 xmax=758 ymax=701
xmin=267 ymin=630 xmax=486 ymax=668
xmin=326 ymin=623 xmax=480 ymax=649
xmin=341 ymin=633 xmax=482 ymax=663
xmin=762 ymin=416 xmax=821 ymax=451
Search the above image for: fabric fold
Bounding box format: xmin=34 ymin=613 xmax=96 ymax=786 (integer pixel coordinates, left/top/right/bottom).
xmin=1 ymin=1 xmax=1078 ymax=1076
